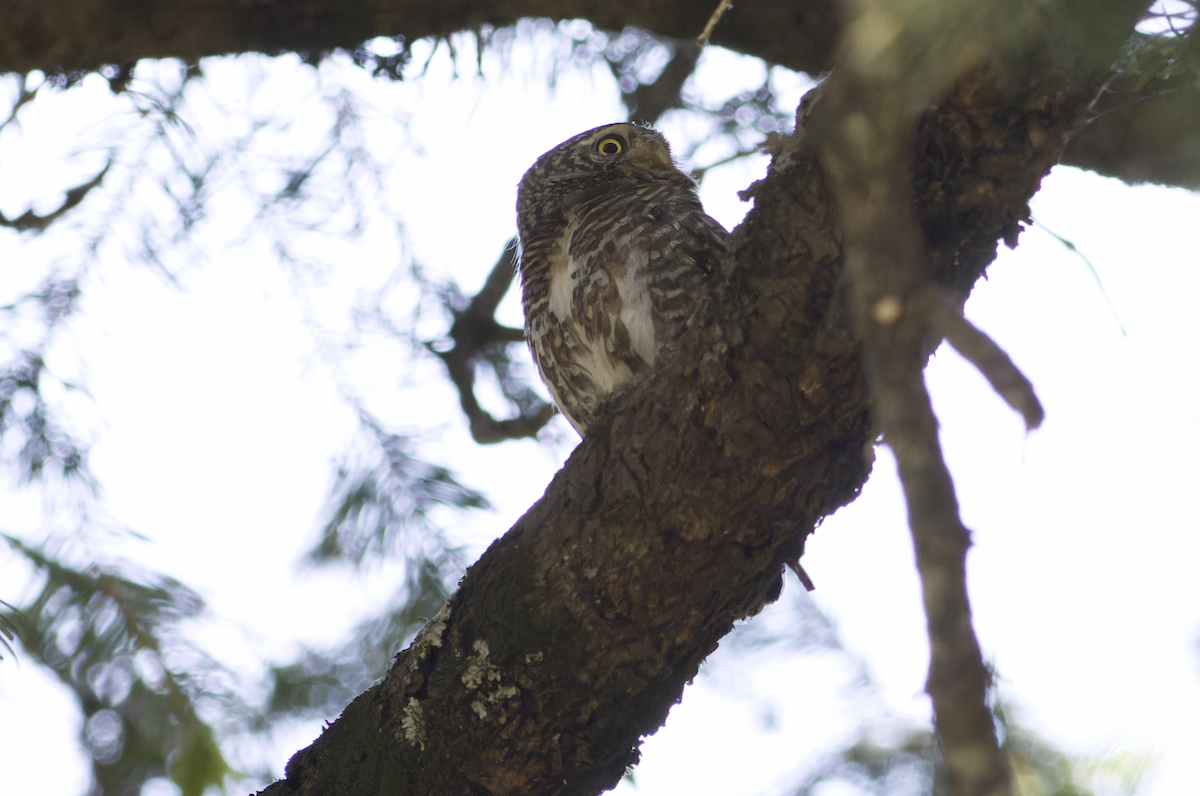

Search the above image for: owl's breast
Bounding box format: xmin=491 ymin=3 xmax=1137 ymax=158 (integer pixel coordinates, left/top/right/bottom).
xmin=519 ymin=177 xmax=717 ymax=436
xmin=547 ymin=232 xmax=656 ymax=390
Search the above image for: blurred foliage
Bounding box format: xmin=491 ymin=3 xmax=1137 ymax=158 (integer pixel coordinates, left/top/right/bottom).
xmin=713 ymin=590 xmax=1157 ymax=796
xmin=0 ymin=597 xmax=20 ymax=659
xmin=0 ymin=282 xmax=93 ymax=487
xmin=262 ymin=559 xmax=450 ymax=723
xmin=2 ymin=535 xmax=234 ymax=796
xmin=0 ymin=32 xmax=521 ymax=794
xmin=785 ymin=689 xmax=1156 ymax=796
xmin=1112 ymin=31 xmax=1197 ymax=91
xmin=306 ymin=407 xmax=487 ymax=568
xmin=789 ymin=727 xmax=937 ymax=796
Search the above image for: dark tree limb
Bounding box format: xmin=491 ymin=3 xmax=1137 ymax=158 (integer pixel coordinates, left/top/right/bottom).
xmin=430 ymin=243 xmax=555 ymax=444
xmin=0 ymin=0 xmax=841 ymax=78
xmin=264 ymin=119 xmax=874 ymax=796
xmin=0 ymin=0 xmax=1159 ymax=792
xmin=6 ymin=0 xmax=1196 ymax=190
xmin=617 ymin=37 xmax=701 ymax=127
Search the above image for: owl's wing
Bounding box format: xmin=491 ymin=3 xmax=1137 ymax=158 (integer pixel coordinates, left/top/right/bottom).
xmin=524 ymin=243 xmax=600 ymax=436
xmin=644 ymin=208 xmax=727 ymax=340
xmin=679 ymin=211 xmax=729 ymax=276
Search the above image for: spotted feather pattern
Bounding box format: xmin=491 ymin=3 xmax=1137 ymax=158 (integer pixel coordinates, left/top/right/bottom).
xmin=517 ymin=123 xmax=728 ymax=436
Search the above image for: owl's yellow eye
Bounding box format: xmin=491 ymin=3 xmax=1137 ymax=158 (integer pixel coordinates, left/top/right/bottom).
xmin=596 ymin=137 xmax=624 ymax=157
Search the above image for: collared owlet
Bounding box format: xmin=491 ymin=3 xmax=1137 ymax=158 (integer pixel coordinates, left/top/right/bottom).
xmin=516 ymin=123 xmax=728 ymax=437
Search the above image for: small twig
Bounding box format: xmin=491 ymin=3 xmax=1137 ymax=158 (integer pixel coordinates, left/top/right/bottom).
xmin=785 ymin=560 xmax=816 ymax=591
xmin=1083 ymin=85 xmax=1177 ymax=125
xmin=620 ymin=38 xmax=701 ymax=125
xmin=924 ymin=293 xmax=1045 ymax=430
xmin=0 ymin=160 xmax=113 ymax=233
xmin=0 ymin=597 xmax=25 ymax=661
xmin=0 ymin=79 xmax=38 ymax=135
xmin=696 ymin=0 xmax=734 ymax=48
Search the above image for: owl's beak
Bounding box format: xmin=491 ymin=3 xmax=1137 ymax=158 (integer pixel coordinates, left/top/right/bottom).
xmin=623 ymin=138 xmax=675 ymax=174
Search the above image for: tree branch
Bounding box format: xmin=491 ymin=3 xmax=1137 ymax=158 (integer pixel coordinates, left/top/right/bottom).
xmin=265 ymin=127 xmax=875 ymax=796
xmin=817 ymin=53 xmax=1013 ymax=796
xmin=430 ymin=243 xmax=556 ymax=444
xmin=809 ymin=1 xmax=1143 ymax=792
xmin=617 ymin=37 xmax=701 ymax=126
xmin=1063 ymin=73 xmax=1200 ymax=189
xmin=7 ymin=1 xmax=1195 ymax=191
xmin=931 ymin=296 xmax=1044 ymax=431
xmin=0 ymin=0 xmax=841 ymax=77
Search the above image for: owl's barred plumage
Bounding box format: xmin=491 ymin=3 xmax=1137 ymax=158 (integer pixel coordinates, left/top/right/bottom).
xmin=517 ymin=123 xmax=728 ymax=436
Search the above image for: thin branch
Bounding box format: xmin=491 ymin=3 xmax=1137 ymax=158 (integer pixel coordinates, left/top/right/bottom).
xmin=0 ymin=76 xmax=38 ymax=134
xmin=696 ymin=0 xmax=735 ymax=47
xmin=925 ymin=292 xmax=1045 ymax=430
xmin=691 ymin=147 xmax=761 ymax=181
xmin=0 ymin=160 xmax=113 ymax=232
xmin=812 ymin=6 xmax=1017 ymax=792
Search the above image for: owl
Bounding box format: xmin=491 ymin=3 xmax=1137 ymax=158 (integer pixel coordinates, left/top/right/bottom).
xmin=516 ymin=123 xmax=728 ymax=437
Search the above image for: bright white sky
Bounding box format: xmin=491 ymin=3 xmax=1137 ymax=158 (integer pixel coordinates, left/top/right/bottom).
xmin=0 ymin=29 xmax=1198 ymax=796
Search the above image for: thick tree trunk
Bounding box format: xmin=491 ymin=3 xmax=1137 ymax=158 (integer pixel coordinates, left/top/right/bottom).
xmin=265 ymin=137 xmax=874 ymax=796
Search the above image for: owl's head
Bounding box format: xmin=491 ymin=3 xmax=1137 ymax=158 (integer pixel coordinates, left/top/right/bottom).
xmin=517 ymin=123 xmax=685 ymax=238
xmin=529 ymin=123 xmax=677 ymax=182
